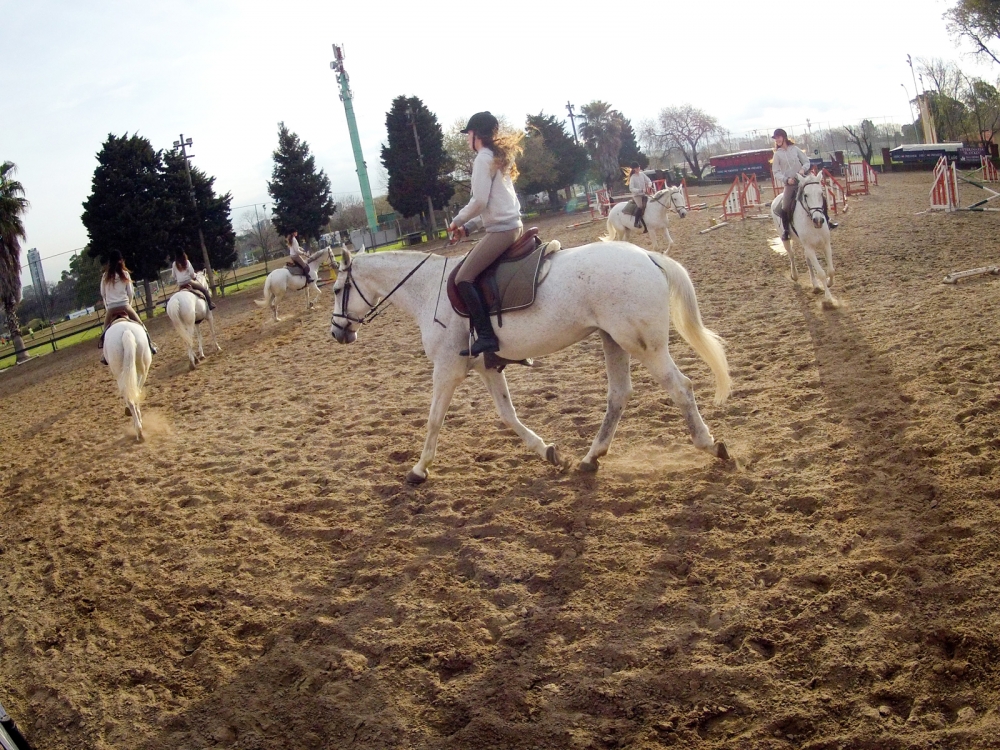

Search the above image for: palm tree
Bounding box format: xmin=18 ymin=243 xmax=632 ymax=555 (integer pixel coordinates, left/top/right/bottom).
xmin=579 ymin=101 xmax=624 ymax=191
xmin=0 ymin=161 xmax=31 ymax=363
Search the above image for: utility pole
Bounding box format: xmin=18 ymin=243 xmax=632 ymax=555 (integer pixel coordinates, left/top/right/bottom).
xmin=172 ymin=134 xmax=216 ymax=294
xmin=331 ymin=44 xmax=378 ymax=235
xmin=566 ymin=101 xmax=579 ymax=145
xmin=406 ymin=104 xmax=437 ymax=239
xmin=253 ymin=203 xmax=269 ymax=272
xmin=907 ymin=54 xmax=924 ymax=144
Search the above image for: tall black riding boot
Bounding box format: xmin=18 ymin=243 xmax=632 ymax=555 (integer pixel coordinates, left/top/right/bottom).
xmin=633 ymin=209 xmax=642 ymax=229
xmin=640 ymin=215 xmax=649 ymax=234
xmin=456 ymin=281 xmax=499 ymax=357
xmin=780 ymin=210 xmax=791 ymax=241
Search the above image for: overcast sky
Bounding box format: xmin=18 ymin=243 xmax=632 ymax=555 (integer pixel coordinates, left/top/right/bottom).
xmin=5 ymin=0 xmax=995 ymax=286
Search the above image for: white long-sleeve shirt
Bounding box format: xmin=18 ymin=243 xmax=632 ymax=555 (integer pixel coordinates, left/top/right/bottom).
xmin=288 ymin=236 xmax=306 ymax=260
xmin=629 ymin=171 xmax=653 ymax=197
xmin=172 ymin=262 xmax=196 ymax=285
xmin=101 ymin=273 xmax=134 ymax=309
xmin=453 ymin=147 xmax=522 ymax=233
xmin=772 ymin=145 xmax=811 ymax=184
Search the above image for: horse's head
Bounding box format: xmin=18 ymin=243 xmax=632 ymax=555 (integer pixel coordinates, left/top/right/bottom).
xmin=669 ymin=187 xmax=688 ymax=218
xmin=798 ymin=175 xmax=827 ymax=229
xmin=330 ymin=248 xmax=364 ymax=344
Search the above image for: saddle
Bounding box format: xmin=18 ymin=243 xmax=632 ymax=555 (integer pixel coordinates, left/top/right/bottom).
xmin=285 ymin=261 xmax=310 ymax=277
xmin=107 ymin=309 xmax=132 ymax=325
xmin=446 ymin=228 xmax=559 ymax=326
xmin=176 ymin=284 xmax=209 ymax=324
xmin=622 ymin=200 xmax=639 ymax=216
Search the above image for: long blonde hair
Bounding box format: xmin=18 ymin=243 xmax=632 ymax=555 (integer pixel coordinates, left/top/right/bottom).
xmin=482 ymin=128 xmax=524 ymax=182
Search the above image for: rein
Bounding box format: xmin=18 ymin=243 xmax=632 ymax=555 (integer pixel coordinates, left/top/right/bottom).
xmin=331 ymin=252 xmax=433 ymax=332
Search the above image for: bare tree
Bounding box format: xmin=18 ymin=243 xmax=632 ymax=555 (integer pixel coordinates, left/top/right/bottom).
xmin=963 ymin=76 xmax=1000 ymax=147
xmin=843 ymin=120 xmax=877 ymax=163
xmin=641 ymin=105 xmax=720 ymax=179
xmin=919 ymin=58 xmax=969 ymax=141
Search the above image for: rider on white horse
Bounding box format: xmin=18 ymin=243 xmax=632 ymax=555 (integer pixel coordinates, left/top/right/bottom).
xmin=286 ymin=231 xmax=313 ymax=284
xmin=628 ymin=162 xmax=653 ymax=233
xmin=171 ymin=251 xmax=215 ymax=309
xmin=447 ymin=111 xmax=523 ymax=359
xmin=772 ymin=128 xmax=837 ymax=240
xmin=98 ymin=250 xmax=157 ymax=364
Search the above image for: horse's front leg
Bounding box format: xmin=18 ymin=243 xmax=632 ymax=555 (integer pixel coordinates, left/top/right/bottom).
xmin=783 ymin=238 xmax=797 ymax=281
xmin=663 ymin=225 xmax=675 ymax=255
xmin=478 ymin=367 xmax=569 ymax=471
xmin=207 ymin=312 xmax=222 ymax=352
xmin=407 ymin=360 xmax=466 ymax=484
xmin=580 ymin=332 xmax=633 ymax=472
xmin=196 ymin=325 xmax=206 ymax=360
xmin=823 ymin=234 xmax=835 ymax=287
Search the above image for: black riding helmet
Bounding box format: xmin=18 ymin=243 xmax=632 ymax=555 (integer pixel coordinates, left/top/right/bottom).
xmin=461 ymin=111 xmax=499 ymax=137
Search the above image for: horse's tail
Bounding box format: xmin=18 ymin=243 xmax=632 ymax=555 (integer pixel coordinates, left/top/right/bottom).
xmin=254 ymin=276 xmax=272 ymax=307
xmin=655 ymin=254 xmax=731 ymax=405
xmin=170 ymin=298 xmax=196 ymax=351
xmin=599 ymin=215 xmax=620 ymax=243
xmin=118 ymin=329 xmax=143 ymax=406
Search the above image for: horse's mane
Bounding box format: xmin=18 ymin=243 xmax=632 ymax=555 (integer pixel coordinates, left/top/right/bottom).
xmin=651 ymin=187 xmax=678 ymax=201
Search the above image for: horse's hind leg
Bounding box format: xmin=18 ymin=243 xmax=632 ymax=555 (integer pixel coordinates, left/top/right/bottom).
xmin=407 ymin=361 xmax=466 ymax=484
xmin=580 ymin=332 xmax=633 ymax=472
xmin=208 ymin=312 xmax=222 ymax=352
xmin=478 ymin=367 xmax=568 ymax=471
xmin=640 ymin=349 xmax=720 ymax=456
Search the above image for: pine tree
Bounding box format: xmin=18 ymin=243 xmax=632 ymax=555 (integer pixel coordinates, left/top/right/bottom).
xmin=162 ymin=150 xmax=237 ymax=272
xmin=268 ymin=122 xmax=336 ymax=244
xmin=618 ymin=119 xmax=649 ymax=170
xmin=381 ymin=96 xmax=454 ymax=228
xmin=81 ymin=133 xmax=169 ymax=318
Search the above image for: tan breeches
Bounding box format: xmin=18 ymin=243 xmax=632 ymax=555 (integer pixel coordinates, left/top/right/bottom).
xmin=455 ymin=227 xmax=523 ymax=283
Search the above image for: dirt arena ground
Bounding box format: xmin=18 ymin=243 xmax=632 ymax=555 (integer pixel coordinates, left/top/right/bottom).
xmin=2 ymin=171 xmax=999 ymax=749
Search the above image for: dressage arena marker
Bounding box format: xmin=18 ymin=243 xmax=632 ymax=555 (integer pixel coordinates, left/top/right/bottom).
xmin=942 ymin=266 xmax=1000 ymax=284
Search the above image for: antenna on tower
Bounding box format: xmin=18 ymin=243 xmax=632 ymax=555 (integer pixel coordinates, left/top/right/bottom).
xmin=331 ymin=44 xmax=378 ymax=234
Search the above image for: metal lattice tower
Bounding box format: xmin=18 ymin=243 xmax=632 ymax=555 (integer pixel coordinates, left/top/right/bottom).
xmin=331 ymin=44 xmax=378 ymax=234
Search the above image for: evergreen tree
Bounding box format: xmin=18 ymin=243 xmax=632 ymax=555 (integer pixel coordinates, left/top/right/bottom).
xmin=268 ymin=122 xmax=336 ymax=244
xmin=69 ymin=249 xmax=104 ymax=308
xmin=0 ymin=161 xmax=31 ymax=361
xmin=580 ymin=101 xmax=624 ymax=189
xmin=81 ymin=133 xmax=168 ymax=318
xmin=618 ymin=119 xmax=648 ymax=170
xmin=162 ymin=150 xmax=237 ymax=272
xmin=381 ymin=96 xmax=454 ymax=226
xmin=519 ymin=113 xmax=589 ymax=207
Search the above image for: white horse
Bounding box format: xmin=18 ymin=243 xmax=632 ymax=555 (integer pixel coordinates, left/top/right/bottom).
xmin=255 ymin=247 xmax=335 ymax=321
xmin=104 ymin=319 xmax=152 ymax=440
xmin=603 ymin=187 xmax=689 ymax=253
xmin=330 ymin=242 xmax=731 ymax=483
xmin=770 ymin=174 xmax=837 ymax=308
xmin=166 ymin=271 xmax=221 ymax=370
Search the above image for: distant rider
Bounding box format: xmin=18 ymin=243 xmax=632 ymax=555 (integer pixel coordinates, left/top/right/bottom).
xmin=447 ymin=111 xmax=524 ymax=358
xmin=772 ymin=128 xmax=837 ymax=241
xmin=628 ymin=162 xmax=652 ymax=233
xmin=286 ymin=230 xmax=313 ymax=284
xmin=98 ymin=250 xmax=157 ymax=362
xmin=171 ymin=251 xmax=216 ymax=309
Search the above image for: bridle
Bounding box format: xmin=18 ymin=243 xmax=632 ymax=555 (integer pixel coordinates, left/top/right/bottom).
xmin=651 ymin=189 xmax=687 ymax=214
xmin=330 ymin=252 xmax=433 ymax=334
xmin=797 ymin=178 xmax=826 ymax=221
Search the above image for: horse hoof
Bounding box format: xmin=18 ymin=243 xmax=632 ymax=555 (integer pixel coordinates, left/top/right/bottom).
xmin=125 ymin=406 xmax=132 ymax=416
xmin=546 ymin=445 xmax=569 ymax=471
xmin=822 ymin=298 xmax=838 ymax=311
xmin=405 ymin=469 xmax=427 ymax=485
xmin=578 ymin=458 xmax=599 ymax=473
xmin=715 ymin=441 xmax=731 ymax=461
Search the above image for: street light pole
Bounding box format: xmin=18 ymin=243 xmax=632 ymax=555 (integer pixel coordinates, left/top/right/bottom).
xmin=172 ymin=134 xmax=216 ymax=294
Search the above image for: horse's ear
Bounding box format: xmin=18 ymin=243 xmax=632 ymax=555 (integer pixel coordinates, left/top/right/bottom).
xmin=341 ymin=248 xmax=352 ymax=267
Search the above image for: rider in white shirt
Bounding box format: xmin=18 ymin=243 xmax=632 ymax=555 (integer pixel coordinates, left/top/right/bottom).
xmin=286 ymin=230 xmax=313 ymax=284
xmin=98 ymin=250 xmax=157 ymax=361
xmin=628 ymin=162 xmax=653 ymax=233
xmin=772 ymin=128 xmax=837 ymax=240
xmin=171 ymin=251 xmax=216 ymax=309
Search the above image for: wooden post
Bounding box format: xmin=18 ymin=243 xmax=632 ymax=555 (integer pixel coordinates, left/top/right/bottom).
xmin=881 ymin=148 xmax=892 ymax=173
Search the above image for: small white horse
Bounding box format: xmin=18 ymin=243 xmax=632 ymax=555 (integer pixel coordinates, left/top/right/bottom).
xmin=330 ymin=243 xmax=731 ymax=483
xmin=603 ymin=187 xmax=689 ymax=253
xmin=104 ymin=319 xmax=152 ymax=440
xmin=166 ymin=272 xmax=221 ymax=370
xmin=255 ymin=247 xmax=334 ymax=321
xmin=770 ymin=174 xmax=837 ymax=308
